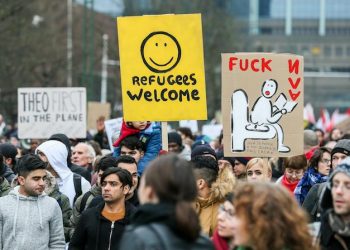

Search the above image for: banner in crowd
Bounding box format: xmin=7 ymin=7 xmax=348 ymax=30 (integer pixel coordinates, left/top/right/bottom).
xmin=104 ymin=117 xmax=123 ymax=151
xmin=18 ymin=88 xmax=86 ymax=139
xmin=87 ymin=102 xmax=111 ymax=130
xmin=117 ymin=14 xmax=207 ymax=121
xmin=222 ymin=53 xmax=304 ymax=157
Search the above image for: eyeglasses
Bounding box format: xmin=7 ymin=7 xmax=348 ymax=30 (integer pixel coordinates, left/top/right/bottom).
xmin=320 ymin=159 xmax=331 ymax=165
xmin=218 ymin=204 xmax=234 ymax=218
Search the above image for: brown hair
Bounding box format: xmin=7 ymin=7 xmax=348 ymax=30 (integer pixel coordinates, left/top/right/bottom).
xmin=308 ymin=147 xmax=331 ymax=171
xmin=144 ymin=154 xmax=200 ymax=241
xmin=283 ymin=154 xmax=307 ymax=171
xmin=233 ymin=182 xmax=316 ymax=250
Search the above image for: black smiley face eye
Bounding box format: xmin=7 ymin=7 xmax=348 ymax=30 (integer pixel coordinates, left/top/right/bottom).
xmin=164 ymin=43 xmax=167 ymax=46
xmin=155 ymin=43 xmax=158 ymax=46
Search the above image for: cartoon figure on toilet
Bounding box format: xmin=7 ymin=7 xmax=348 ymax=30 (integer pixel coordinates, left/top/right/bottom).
xmin=231 ymin=79 xmax=297 ymax=153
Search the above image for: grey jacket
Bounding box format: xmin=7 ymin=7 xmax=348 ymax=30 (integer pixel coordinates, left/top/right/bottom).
xmin=0 ymin=186 xmax=65 ymax=250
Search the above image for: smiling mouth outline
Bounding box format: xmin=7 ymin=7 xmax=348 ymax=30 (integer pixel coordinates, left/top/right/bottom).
xmin=149 ymin=56 xmax=173 ymax=67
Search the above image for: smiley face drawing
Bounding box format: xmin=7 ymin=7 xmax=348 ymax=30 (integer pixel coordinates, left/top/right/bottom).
xmin=140 ymin=31 xmax=181 ymax=73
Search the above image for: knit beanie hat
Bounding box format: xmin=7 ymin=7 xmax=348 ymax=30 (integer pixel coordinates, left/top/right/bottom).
xmin=329 ymin=157 xmax=350 ymax=182
xmin=216 ymin=150 xmax=235 ymax=167
xmin=191 ymin=145 xmax=217 ymax=160
xmin=234 ymin=157 xmax=251 ymax=166
xmin=331 ymin=139 xmax=350 ymax=159
xmin=168 ymin=132 xmax=182 ymax=146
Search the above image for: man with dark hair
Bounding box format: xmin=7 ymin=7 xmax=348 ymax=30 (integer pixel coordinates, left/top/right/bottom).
xmin=69 ymin=155 xmax=118 ymax=237
xmin=118 ymin=135 xmax=145 ymax=164
xmin=318 ymin=157 xmax=350 ymax=249
xmin=168 ymin=132 xmax=191 ymax=160
xmin=0 ymin=143 xmax=17 ymax=178
xmin=191 ymin=155 xmax=234 ymax=237
xmin=69 ymin=167 xmax=135 ymax=250
xmin=0 ymin=154 xmax=65 ymax=249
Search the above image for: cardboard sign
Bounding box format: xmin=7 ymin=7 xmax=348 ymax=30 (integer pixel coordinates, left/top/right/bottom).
xmin=87 ymin=102 xmax=111 ymax=130
xmin=18 ymin=88 xmax=86 ymax=139
xmin=117 ymin=14 xmax=207 ymax=121
xmin=222 ymin=53 xmax=304 ymax=157
xmin=104 ymin=118 xmax=123 ymax=150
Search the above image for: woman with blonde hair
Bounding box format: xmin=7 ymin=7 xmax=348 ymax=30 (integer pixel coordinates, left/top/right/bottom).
xmin=245 ymin=158 xmax=272 ymax=182
xmin=231 ymin=182 xmax=317 ymax=250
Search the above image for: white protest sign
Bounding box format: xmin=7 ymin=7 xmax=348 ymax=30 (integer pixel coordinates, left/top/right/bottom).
xmin=202 ymin=124 xmax=222 ymax=140
xmin=104 ymin=118 xmax=123 ymax=150
xmin=179 ymin=120 xmax=199 ymax=133
xmin=18 ymin=88 xmax=86 ymax=139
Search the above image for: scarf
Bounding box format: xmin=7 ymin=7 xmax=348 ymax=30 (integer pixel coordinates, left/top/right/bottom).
xmin=294 ymin=167 xmax=328 ymax=205
xmin=328 ymin=210 xmax=350 ymax=237
xmin=281 ymin=174 xmax=299 ymax=193
xmin=212 ymin=229 xmax=230 ymax=250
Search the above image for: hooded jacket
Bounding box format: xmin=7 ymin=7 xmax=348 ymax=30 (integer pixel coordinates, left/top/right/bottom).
xmin=0 ymin=186 xmax=65 ymax=250
xmin=36 ymin=140 xmax=91 ymax=207
xmin=195 ymin=167 xmax=236 ymax=236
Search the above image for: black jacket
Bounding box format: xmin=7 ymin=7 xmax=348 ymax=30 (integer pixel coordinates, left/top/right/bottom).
xmin=118 ymin=203 xmax=214 ymax=250
xmin=320 ymin=210 xmax=350 ymax=250
xmin=69 ymin=201 xmax=135 ymax=250
xmin=70 ymin=163 xmax=91 ymax=183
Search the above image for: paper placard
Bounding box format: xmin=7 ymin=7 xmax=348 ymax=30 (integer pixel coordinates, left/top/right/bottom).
xmin=18 ymin=87 xmax=86 ymax=139
xmin=87 ymin=102 xmax=111 ymax=130
xmin=202 ymin=124 xmax=223 ymax=141
xmin=117 ymin=14 xmax=207 ymax=121
xmin=104 ymin=118 xmax=123 ymax=151
xmin=222 ymin=53 xmax=304 ymax=157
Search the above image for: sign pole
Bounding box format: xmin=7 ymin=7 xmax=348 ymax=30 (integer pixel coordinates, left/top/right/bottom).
xmin=161 ymin=122 xmax=168 ymax=151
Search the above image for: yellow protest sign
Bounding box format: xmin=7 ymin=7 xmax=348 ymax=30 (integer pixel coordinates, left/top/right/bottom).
xmin=117 ymin=14 xmax=207 ymax=121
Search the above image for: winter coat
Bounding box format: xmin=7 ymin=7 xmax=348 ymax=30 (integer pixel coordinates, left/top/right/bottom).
xmin=0 ymin=177 xmax=11 ymax=197
xmin=0 ymin=186 xmax=65 ymax=250
xmin=118 ymin=203 xmax=214 ymax=250
xmin=69 ymin=184 xmax=102 ymax=238
xmin=113 ymin=121 xmax=161 ymax=175
xmin=69 ymin=201 xmax=136 ymax=250
xmin=2 ymin=164 xmax=15 ymax=183
xmin=36 ymin=140 xmax=91 ymax=207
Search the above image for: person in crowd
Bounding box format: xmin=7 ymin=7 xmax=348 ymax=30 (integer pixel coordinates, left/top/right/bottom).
xmin=177 ymin=127 xmax=195 ymax=147
xmin=192 ymin=155 xmax=235 ymax=236
xmin=72 ymin=142 xmax=96 ymax=172
xmin=269 ymin=157 xmax=284 ymax=181
xmin=93 ymin=116 xmax=110 ymax=150
xmin=36 ymin=140 xmax=91 ymax=207
xmin=232 ymin=157 xmax=250 ymax=181
xmin=69 ymin=167 xmax=135 ymax=250
xmin=231 ymin=182 xmax=316 ymax=250
xmin=191 ymin=144 xmax=217 ymax=161
xmin=245 ymin=158 xmax=272 ymax=182
xmin=0 ymin=142 xmax=18 ymax=171
xmin=0 ymin=156 xmax=10 ymax=197
xmin=328 ymin=128 xmax=343 ymax=142
xmin=168 ymin=131 xmax=191 ymax=160
xmin=0 ymin=154 xmax=65 ymax=249
xmin=212 ymin=193 xmax=235 ymax=250
xmin=315 ymin=128 xmax=325 ymax=146
xmin=318 ymin=157 xmax=350 ymax=249
xmin=69 ymin=155 xmax=115 ymax=238
xmin=49 ymin=133 xmax=91 ymax=182
xmin=304 ymin=129 xmax=320 ymax=161
xmin=216 ymin=151 xmax=236 ymax=172
xmin=275 ymin=154 xmax=307 ymax=194
xmin=113 ymin=120 xmax=161 ymax=175
xmin=294 ymin=147 xmax=332 ymax=205
xmin=303 ymin=139 xmax=350 ymax=222
xmin=119 ymin=154 xmax=214 ymax=250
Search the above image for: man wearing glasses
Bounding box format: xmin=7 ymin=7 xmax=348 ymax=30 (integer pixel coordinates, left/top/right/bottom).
xmin=319 ymin=157 xmax=350 ymax=250
xmin=69 ymin=167 xmax=135 ymax=250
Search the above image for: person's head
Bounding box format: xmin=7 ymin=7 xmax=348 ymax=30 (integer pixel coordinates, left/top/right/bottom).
xmin=126 ymin=121 xmax=149 ymax=131
xmin=100 ymin=167 xmax=132 ymax=204
xmin=139 ymin=154 xmax=200 ymax=241
xmin=328 ymin=157 xmax=350 ymax=221
xmin=16 ymin=154 xmax=47 ymax=197
xmin=49 ymin=133 xmax=72 ymax=166
xmin=95 ymin=155 xmax=119 ymax=186
xmin=0 ymin=143 xmax=18 ymax=168
xmin=304 ymin=129 xmax=319 ymax=152
xmin=232 ymin=182 xmax=314 ymax=250
xmin=119 ymin=135 xmax=145 ymax=163
xmin=72 ymin=142 xmax=96 ymax=167
xmin=116 ymin=155 xmax=138 ymax=194
xmin=191 ymin=155 xmax=219 ymax=198
xmin=217 ymin=193 xmax=234 ymax=239
xmin=314 ymin=128 xmax=325 ymax=145
xmin=216 ymin=151 xmax=235 ymax=171
xmin=309 ymin=147 xmax=332 ymax=176
xmin=331 ymin=139 xmax=350 ymax=168
xmin=246 ymin=158 xmax=272 ymax=182
xmin=191 ymin=145 xmax=217 ymax=161
xmin=329 ymin=128 xmax=343 ymax=142
xmin=232 ymin=157 xmax=250 ymax=180
xmin=177 ymin=127 xmax=194 ymax=141
xmin=167 ymin=132 xmax=183 ymax=153
xmin=283 ymin=154 xmax=307 ymax=183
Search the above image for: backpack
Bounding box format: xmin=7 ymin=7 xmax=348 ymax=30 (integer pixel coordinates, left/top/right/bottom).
xmin=73 ymin=173 xmax=82 ymax=204
xmin=78 ymin=191 xmax=92 ymax=213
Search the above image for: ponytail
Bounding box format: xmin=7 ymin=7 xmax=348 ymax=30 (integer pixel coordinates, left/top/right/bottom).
xmin=175 ymin=201 xmax=201 ymax=242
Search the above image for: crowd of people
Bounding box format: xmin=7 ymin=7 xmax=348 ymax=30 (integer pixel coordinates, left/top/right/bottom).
xmin=0 ymin=115 xmax=349 ymax=250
